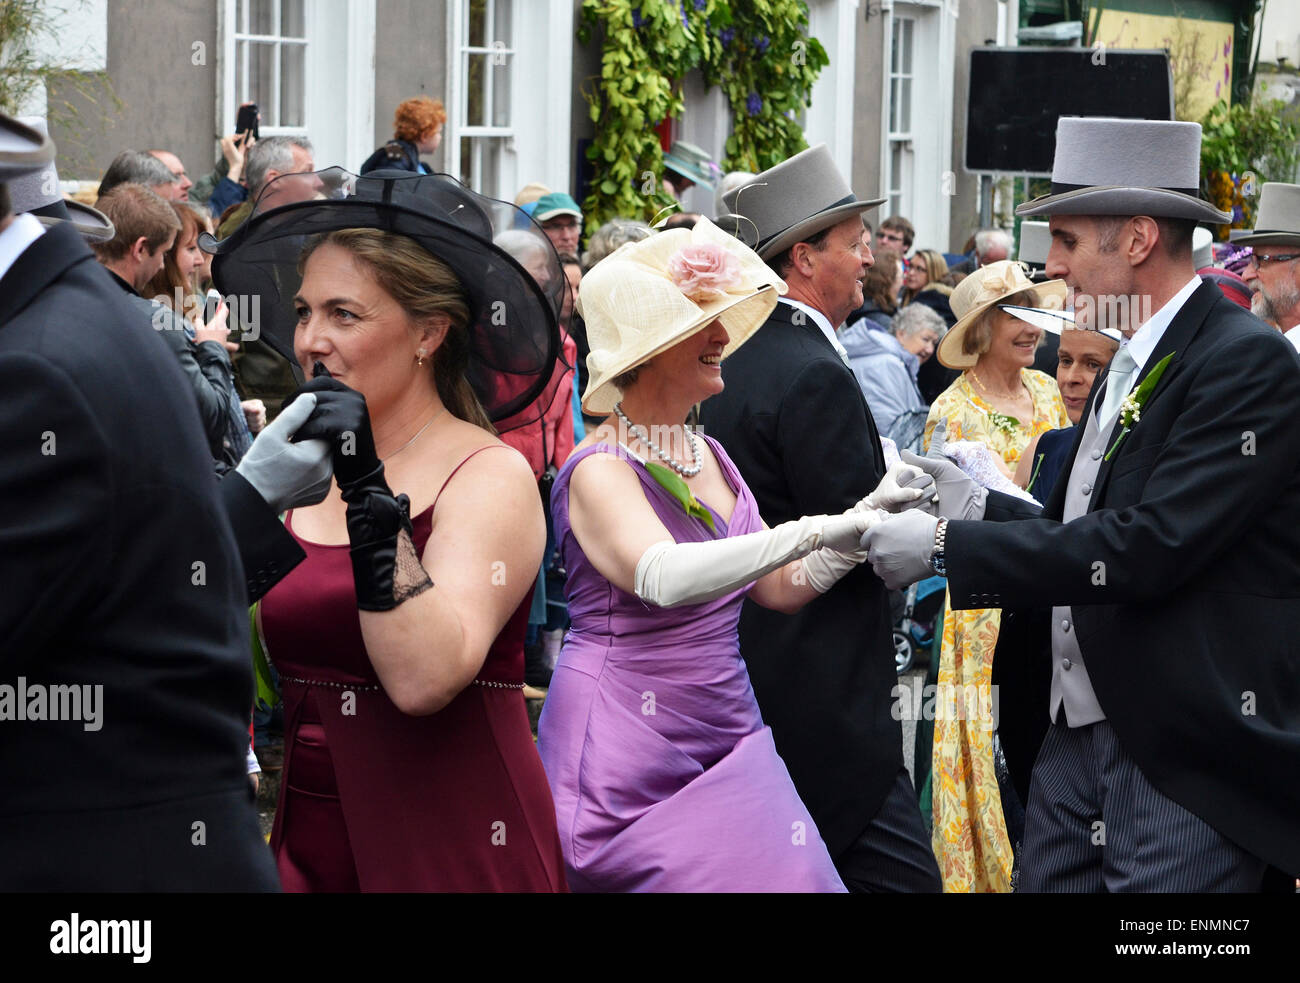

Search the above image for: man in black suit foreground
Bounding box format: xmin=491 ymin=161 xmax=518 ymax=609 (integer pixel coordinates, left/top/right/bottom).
xmin=866 ymin=118 xmax=1300 ymax=890
xmin=700 ymin=145 xmax=941 ymax=891
xmin=0 ymin=115 xmax=328 ymax=889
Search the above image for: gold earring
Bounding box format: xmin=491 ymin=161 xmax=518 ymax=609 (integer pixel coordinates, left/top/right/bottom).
xmin=415 ymin=348 xmax=427 ymax=366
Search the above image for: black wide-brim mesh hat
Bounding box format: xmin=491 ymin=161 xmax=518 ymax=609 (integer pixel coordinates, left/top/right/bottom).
xmin=203 ymin=167 xmax=563 ymax=430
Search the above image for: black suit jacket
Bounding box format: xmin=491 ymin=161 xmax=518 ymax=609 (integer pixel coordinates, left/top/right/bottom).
xmin=949 ymin=281 xmax=1300 ymax=876
xmin=699 ymin=301 xmax=899 ymax=857
xmin=0 ymin=222 xmax=278 ymax=889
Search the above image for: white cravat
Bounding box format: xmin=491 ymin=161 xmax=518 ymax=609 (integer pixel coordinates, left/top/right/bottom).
xmin=1097 ymin=344 xmax=1137 ymax=425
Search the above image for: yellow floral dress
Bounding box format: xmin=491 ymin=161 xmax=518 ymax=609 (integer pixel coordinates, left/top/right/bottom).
xmin=923 ymin=368 xmax=1068 ymax=893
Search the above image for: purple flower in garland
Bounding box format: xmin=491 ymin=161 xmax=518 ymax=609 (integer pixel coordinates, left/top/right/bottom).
xmin=753 ymin=35 xmax=771 ymax=54
xmin=694 ymin=0 xmax=706 ymax=10
xmin=632 ymin=6 xmax=644 ymax=28
xmin=718 ymin=27 xmax=735 ymax=45
xmin=746 ymin=92 xmax=763 ymax=115
xmin=680 ymin=4 xmax=689 ymax=28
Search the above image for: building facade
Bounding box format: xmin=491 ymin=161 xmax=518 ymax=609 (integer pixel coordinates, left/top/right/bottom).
xmin=42 ymin=0 xmax=1003 ymax=250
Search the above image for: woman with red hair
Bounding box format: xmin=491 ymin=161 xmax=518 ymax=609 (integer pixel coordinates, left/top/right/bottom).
xmin=360 ymin=95 xmax=446 ymax=175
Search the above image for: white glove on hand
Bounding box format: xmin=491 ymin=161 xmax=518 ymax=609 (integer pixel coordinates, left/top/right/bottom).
xmin=902 ymin=417 xmax=987 ymax=521
xmin=634 ymin=511 xmax=877 ymax=608
xmin=862 ymin=460 xmax=937 ymax=513
xmin=234 ymin=393 xmax=333 ymax=514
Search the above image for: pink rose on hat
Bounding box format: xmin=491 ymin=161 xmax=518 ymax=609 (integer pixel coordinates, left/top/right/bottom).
xmin=667 ymin=242 xmax=742 ymax=304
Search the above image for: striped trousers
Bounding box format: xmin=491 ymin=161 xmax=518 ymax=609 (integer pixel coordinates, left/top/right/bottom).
xmin=1018 ymin=719 xmax=1267 ymax=892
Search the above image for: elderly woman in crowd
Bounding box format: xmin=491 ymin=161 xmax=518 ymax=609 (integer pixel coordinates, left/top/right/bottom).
xmin=537 ymin=218 xmax=931 ymax=891
xmin=580 ymin=217 xmax=653 ymax=273
xmin=209 ymin=170 xmax=568 ymax=891
xmin=922 ymin=260 xmax=1070 ymax=893
xmin=840 ymin=301 xmax=945 ymax=453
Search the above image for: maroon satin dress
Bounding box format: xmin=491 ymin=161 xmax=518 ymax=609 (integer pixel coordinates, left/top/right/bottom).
xmin=260 ymin=447 xmax=567 ymax=892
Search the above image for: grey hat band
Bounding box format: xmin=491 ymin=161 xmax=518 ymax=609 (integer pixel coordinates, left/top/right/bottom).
xmin=1051 ymin=180 xmax=1201 ymax=197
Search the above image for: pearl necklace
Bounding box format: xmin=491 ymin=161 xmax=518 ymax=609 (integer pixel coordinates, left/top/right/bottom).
xmin=613 ymin=402 xmax=702 ymax=477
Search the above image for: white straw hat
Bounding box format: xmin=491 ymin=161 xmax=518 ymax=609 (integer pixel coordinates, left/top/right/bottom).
xmin=936 ymin=260 xmax=1067 ymax=369
xmin=577 ymin=215 xmax=785 ymax=415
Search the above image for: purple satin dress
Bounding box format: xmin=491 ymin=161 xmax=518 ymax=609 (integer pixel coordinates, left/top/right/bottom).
xmin=537 ymin=438 xmax=845 ymax=892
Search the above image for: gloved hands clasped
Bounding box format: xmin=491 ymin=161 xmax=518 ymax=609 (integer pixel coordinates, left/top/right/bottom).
xmin=283 ymin=364 xmax=431 ymax=612
xmin=234 ymin=393 xmax=332 ymax=514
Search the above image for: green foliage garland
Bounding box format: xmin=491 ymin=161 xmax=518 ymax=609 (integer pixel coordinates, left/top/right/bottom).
xmin=577 ymin=0 xmax=828 ymax=232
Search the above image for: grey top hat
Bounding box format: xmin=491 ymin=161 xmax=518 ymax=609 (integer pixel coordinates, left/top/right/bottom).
xmin=0 ymin=112 xmax=55 ymax=182
xmin=1016 ymin=117 xmax=1230 ymax=224
xmin=1016 ymin=220 xmax=1050 ymax=267
xmin=8 ymin=117 xmax=114 ymax=242
xmin=722 ymin=143 xmax=885 ymax=260
xmin=663 ymin=141 xmax=719 ymax=190
xmin=1232 ymin=183 xmax=1300 ymax=248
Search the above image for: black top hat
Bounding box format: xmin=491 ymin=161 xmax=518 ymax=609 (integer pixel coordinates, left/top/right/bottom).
xmin=203 ymin=168 xmax=563 ymax=430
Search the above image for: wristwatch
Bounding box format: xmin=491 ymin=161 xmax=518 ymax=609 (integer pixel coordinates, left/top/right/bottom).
xmin=930 ymin=518 xmax=949 ymax=576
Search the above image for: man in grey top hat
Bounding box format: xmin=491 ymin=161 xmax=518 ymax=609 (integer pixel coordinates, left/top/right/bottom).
xmin=699 ymin=143 xmax=942 ymax=892
xmin=865 ymin=117 xmax=1300 ymax=891
xmin=1238 ymin=182 xmax=1300 ymax=350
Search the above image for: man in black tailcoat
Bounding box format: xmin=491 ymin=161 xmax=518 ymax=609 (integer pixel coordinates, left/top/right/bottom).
xmin=699 ymin=145 xmax=941 ymax=891
xmin=0 ymin=115 xmax=327 ymax=889
xmin=866 ymin=118 xmax=1300 ymax=890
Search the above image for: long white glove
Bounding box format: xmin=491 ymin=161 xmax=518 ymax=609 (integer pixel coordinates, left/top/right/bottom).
xmin=634 ymin=510 xmax=881 ymax=608
xmin=234 ymin=393 xmax=333 ymax=514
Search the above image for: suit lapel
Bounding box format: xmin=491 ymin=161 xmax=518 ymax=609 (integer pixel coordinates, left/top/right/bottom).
xmin=771 ymin=301 xmax=886 ymax=475
xmin=1091 ymin=280 xmax=1220 ymax=502
xmin=0 ymin=223 xmax=94 ymax=327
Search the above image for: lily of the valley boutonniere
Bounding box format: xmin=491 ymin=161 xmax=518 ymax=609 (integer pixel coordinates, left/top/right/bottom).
xmin=1104 ymin=351 xmax=1176 ymax=461
xmin=644 ymin=461 xmax=716 ymax=531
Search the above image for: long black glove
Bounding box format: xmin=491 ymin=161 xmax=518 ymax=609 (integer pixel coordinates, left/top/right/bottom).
xmin=283 ymin=364 xmax=432 ymax=611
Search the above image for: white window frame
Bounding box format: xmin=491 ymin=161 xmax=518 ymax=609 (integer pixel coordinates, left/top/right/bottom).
xmin=802 ymin=0 xmax=857 ymax=182
xmin=219 ymin=0 xmax=374 ymax=172
xmin=223 ymin=0 xmax=310 ymax=134
xmin=879 ymin=0 xmax=955 ymax=250
xmin=446 ymin=0 xmax=572 ymax=200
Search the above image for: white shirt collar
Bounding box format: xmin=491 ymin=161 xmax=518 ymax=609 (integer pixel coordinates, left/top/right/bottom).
xmin=778 ymin=297 xmax=850 ymax=361
xmin=0 ymin=213 xmax=45 ymax=284
xmin=1284 ymin=324 xmax=1300 ymax=353
xmin=1119 ymin=275 xmax=1202 ymax=374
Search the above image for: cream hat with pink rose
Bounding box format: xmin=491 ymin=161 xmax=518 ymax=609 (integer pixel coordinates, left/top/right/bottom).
xmin=576 ymin=215 xmax=786 ymax=415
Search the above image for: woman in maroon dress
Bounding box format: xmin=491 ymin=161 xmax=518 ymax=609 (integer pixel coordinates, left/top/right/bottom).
xmin=210 ymin=170 xmax=567 ymax=891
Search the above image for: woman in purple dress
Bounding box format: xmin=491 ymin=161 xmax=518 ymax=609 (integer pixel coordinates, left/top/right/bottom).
xmin=537 ymin=219 xmax=933 ymax=891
